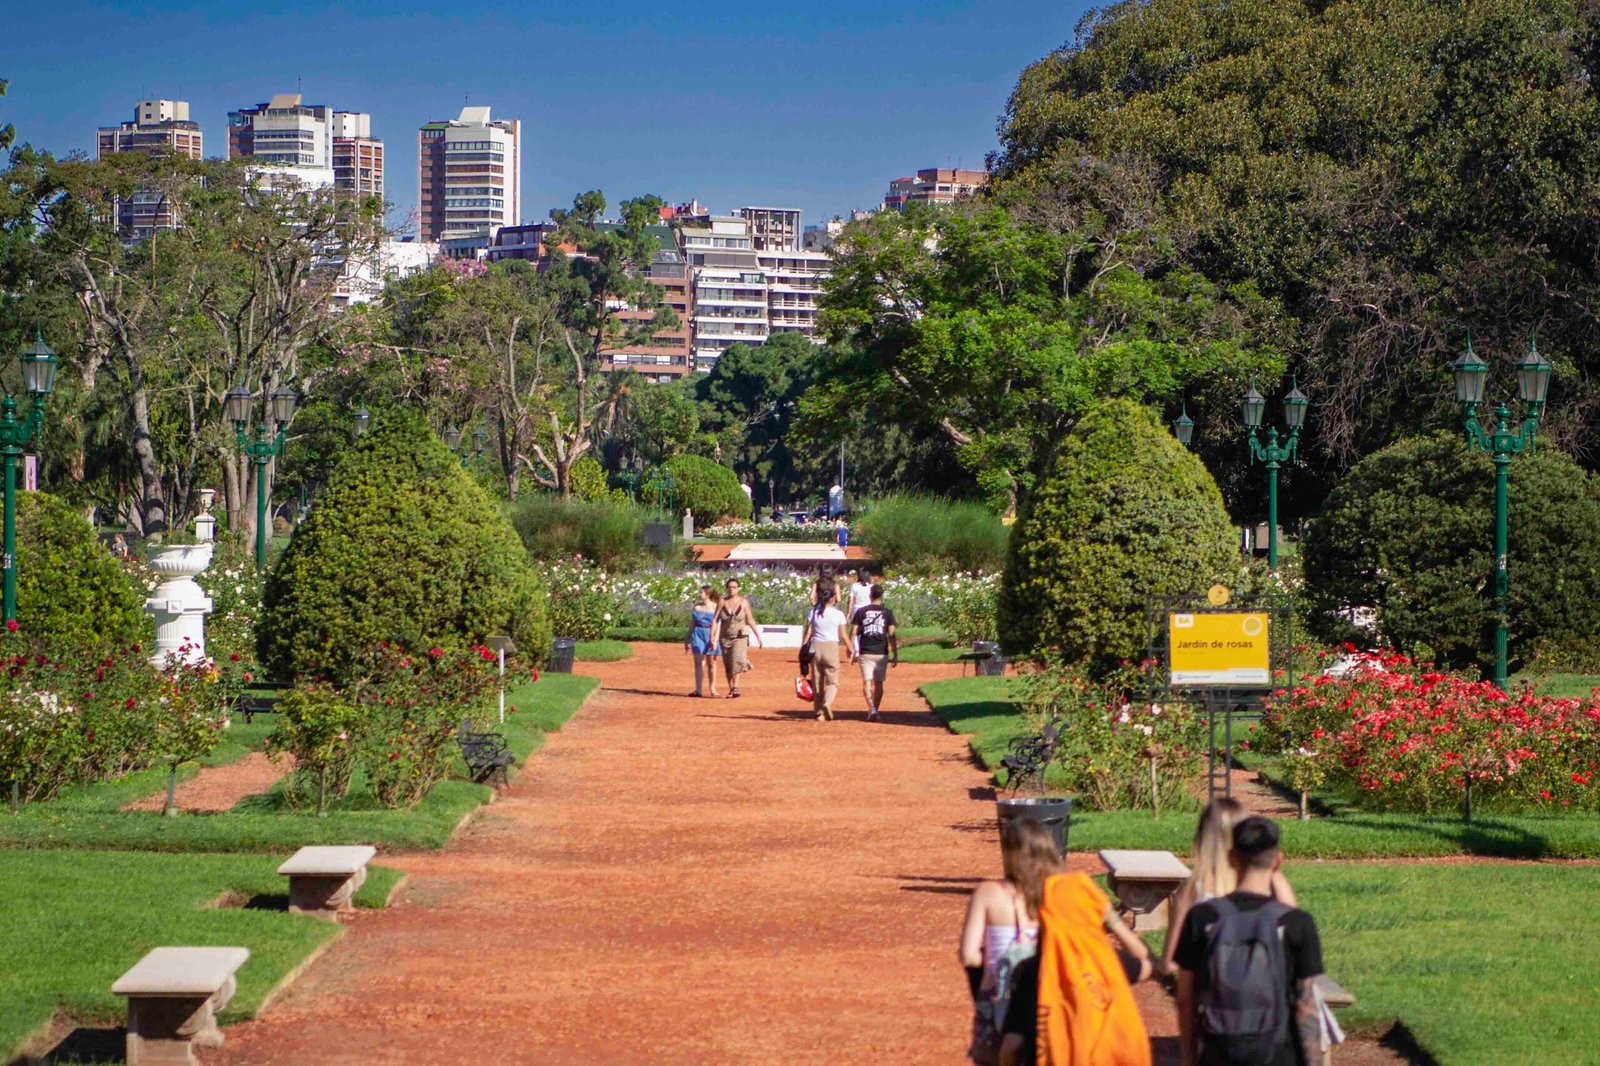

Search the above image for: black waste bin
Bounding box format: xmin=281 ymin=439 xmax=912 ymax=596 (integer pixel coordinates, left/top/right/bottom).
xmin=973 ymin=640 xmax=1007 ymax=677
xmin=995 ymin=796 xmax=1072 ymax=857
xmin=548 ymin=636 xmax=577 ymax=674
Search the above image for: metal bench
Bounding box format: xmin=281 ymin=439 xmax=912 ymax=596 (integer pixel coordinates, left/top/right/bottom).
xmin=112 ymin=946 xmax=249 ymax=1065
xmin=278 ymin=844 xmax=376 ymax=920
xmin=1099 ymin=848 xmax=1192 ymax=931
xmin=999 ymin=716 xmax=1066 ymax=791
xmin=457 ymin=720 xmax=514 ymax=787
xmin=231 ymin=680 xmax=292 ymax=724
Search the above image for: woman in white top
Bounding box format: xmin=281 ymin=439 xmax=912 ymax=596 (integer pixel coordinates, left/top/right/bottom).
xmin=800 ymin=586 xmax=850 ymax=720
xmin=959 ymin=817 xmax=1062 ymax=1064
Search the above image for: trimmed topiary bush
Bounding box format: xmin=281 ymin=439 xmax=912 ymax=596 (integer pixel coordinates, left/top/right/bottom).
xmin=257 ymin=410 xmax=551 ymax=682
xmin=999 ymin=399 xmax=1237 ymax=671
xmin=1302 ymin=431 xmax=1600 ymax=673
xmin=15 ymin=492 xmax=144 ymax=646
xmin=642 ymin=454 xmax=750 ymax=521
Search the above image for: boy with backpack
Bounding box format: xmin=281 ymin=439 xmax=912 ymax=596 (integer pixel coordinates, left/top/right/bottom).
xmin=1174 ymin=816 xmax=1325 ymax=1066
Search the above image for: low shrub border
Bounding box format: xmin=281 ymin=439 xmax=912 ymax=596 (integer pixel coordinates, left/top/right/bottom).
xmin=0 ymin=674 xmax=598 ymax=853
xmin=920 ymin=677 xmax=1600 ymax=859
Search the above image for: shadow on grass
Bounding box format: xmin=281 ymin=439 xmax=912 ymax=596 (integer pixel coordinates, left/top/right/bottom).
xmin=20 ymin=1024 xmax=123 ymax=1065
xmin=1326 ymin=813 xmax=1554 ymax=858
xmin=1379 ymin=1021 xmax=1442 ymax=1065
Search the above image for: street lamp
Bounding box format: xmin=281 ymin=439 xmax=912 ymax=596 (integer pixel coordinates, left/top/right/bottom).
xmin=1 ymin=329 xmax=59 ymax=623
xmin=352 ymin=405 xmax=371 ymax=438
xmin=441 ymin=423 xmax=488 ymax=467
xmin=1453 ymin=335 xmax=1549 ymax=688
xmin=1243 ymin=378 xmax=1309 ymax=569
xmin=228 ymin=384 xmax=298 ymax=571
xmin=1171 ymin=404 xmax=1195 ymax=448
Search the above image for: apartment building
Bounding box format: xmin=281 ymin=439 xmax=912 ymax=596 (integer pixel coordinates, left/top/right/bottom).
xmin=758 ymin=247 xmax=830 ymax=338
xmin=228 ymin=94 xmax=337 ymax=188
xmin=883 ymin=167 xmax=988 ymax=210
xmin=95 ymin=99 xmax=203 ymax=237
xmin=418 ymin=106 xmax=521 ymax=257
xmin=740 ymin=206 xmax=801 ymax=251
xmin=331 ymin=111 xmax=383 ymax=200
xmin=682 ymin=216 xmax=769 ymax=371
xmin=603 ymin=249 xmax=695 ymax=381
xmin=332 ymin=237 xmax=439 ymax=307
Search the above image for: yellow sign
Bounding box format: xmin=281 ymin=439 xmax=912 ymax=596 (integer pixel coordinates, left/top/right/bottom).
xmin=1169 ymin=612 xmax=1270 ymax=686
xmin=1207 ymin=584 xmax=1231 ymax=606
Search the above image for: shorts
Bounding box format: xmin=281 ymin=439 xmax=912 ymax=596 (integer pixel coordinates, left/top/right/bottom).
xmin=858 ymin=653 xmax=888 ymax=685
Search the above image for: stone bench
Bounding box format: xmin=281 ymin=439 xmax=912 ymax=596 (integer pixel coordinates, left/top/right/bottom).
xmin=1099 ymin=848 xmax=1192 ymax=932
xmin=1313 ymin=975 xmax=1354 ymax=1065
xmin=112 ymin=946 xmax=249 ymax=1066
xmin=278 ymin=844 xmax=376 ymax=920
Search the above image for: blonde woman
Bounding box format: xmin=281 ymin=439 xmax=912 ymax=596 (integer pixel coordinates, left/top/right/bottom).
xmin=959 ymin=817 xmax=1063 ymax=1065
xmin=717 ymin=578 xmax=763 ymax=698
xmin=1157 ymin=797 xmax=1297 ymax=976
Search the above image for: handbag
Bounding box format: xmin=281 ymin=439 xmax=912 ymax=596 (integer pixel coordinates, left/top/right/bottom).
xmin=796 ymin=676 xmax=815 ymax=701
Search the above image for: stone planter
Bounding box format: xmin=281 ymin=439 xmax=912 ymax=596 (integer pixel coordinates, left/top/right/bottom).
xmin=145 ymin=543 xmax=215 ymax=667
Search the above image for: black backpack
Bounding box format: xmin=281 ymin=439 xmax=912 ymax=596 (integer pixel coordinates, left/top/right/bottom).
xmin=1198 ymin=897 xmax=1293 ymax=1065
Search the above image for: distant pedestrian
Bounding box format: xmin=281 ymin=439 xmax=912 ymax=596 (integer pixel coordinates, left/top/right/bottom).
xmin=801 ymin=585 xmax=850 ymax=721
xmin=685 ymin=585 xmax=722 ymax=698
xmin=717 ymin=578 xmax=763 ymax=699
xmin=835 ymin=516 xmax=849 ymax=547
xmin=110 ymin=532 xmax=129 ymax=559
xmin=847 ymin=568 xmax=873 ymax=620
xmin=847 ymin=584 xmax=897 ymax=721
xmin=810 ymin=565 xmax=837 ymax=608
xmin=1175 ymin=816 xmax=1328 ymax=1066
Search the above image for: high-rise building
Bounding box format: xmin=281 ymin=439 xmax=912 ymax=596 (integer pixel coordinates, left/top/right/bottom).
xmin=740 ymin=206 xmax=802 ymax=252
xmin=96 ymin=99 xmax=204 ymax=237
xmin=331 ymin=111 xmax=383 ymax=201
xmin=228 ymin=94 xmax=336 ymax=188
xmin=682 ymin=216 xmax=769 ymax=371
xmin=603 ymin=249 xmax=695 ymax=380
xmin=97 ymin=99 xmax=203 ymax=160
xmin=417 ymin=106 xmax=521 ymax=257
xmin=883 ymin=167 xmax=988 ymax=211
xmin=758 ymin=247 xmax=830 ymax=339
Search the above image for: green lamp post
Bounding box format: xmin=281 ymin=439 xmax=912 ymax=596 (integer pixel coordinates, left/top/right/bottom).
xmin=1170 ymin=404 xmax=1195 ymax=448
xmin=1 ymin=329 xmax=60 ymax=623
xmin=226 ymin=385 xmax=299 ymax=571
xmin=1451 ymin=336 xmax=1550 ymax=689
xmin=1243 ymin=378 xmax=1309 ymax=568
xmin=442 ymin=423 xmax=488 ymax=467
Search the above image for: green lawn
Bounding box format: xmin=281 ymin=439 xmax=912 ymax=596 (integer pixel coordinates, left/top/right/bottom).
xmin=897 ymin=639 xmax=966 ymax=663
xmin=0 ymin=673 xmax=599 ymax=853
xmin=922 ymin=676 xmax=1600 ymax=859
xmin=1517 ymin=672 xmax=1600 ymax=698
xmin=606 ymin=625 xmax=682 ymax=642
xmin=1289 ymin=863 xmax=1600 ymax=1064
xmin=0 ymin=850 xmax=400 ymax=1060
xmin=575 ymin=639 xmax=634 ymax=662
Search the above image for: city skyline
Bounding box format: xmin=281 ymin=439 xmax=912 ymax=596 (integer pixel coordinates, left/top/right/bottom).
xmin=0 ymin=0 xmax=1090 ymax=229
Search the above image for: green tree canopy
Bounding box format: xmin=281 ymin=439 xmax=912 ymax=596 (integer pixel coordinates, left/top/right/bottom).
xmin=809 ymin=205 xmax=1281 ymax=511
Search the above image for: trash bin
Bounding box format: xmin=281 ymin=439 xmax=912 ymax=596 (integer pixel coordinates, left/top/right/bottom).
xmin=548 ymin=636 xmax=577 ymax=674
xmin=995 ymin=796 xmax=1072 ymax=857
xmin=973 ymin=640 xmax=1007 ymax=677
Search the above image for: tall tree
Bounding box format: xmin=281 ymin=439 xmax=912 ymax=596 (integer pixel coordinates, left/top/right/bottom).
xmin=694 ymin=331 xmax=820 ymax=498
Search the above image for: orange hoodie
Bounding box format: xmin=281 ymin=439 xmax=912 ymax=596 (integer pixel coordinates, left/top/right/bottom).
xmin=1035 ymin=873 xmax=1152 ymax=1066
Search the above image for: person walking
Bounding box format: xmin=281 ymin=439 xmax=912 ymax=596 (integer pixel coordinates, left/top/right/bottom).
xmin=810 ymin=566 xmax=837 ymax=608
xmin=847 ymin=568 xmax=874 ymax=621
xmin=684 ymin=585 xmax=722 ymax=698
xmin=801 ymin=586 xmax=849 ymax=720
xmin=960 ymin=816 xmax=1062 ymax=1065
xmin=717 ymin=578 xmax=763 ymax=698
xmin=835 ymin=516 xmax=849 ymax=548
xmin=848 ymin=584 xmax=897 ymax=721
xmin=1174 ymin=816 xmax=1327 ymax=1066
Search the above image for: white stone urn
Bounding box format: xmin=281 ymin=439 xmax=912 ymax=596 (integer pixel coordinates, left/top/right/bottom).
xmin=145 ymin=543 xmax=215 ymax=667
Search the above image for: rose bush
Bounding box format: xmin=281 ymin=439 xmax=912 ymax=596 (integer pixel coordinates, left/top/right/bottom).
xmin=1262 ymin=653 xmax=1600 ymax=814
xmin=264 ymin=686 xmax=364 ymax=809
xmin=537 ymin=558 xmax=617 ymax=640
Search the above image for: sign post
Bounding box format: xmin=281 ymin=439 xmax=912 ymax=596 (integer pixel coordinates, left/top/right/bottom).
xmin=1167 ymin=611 xmax=1271 ymax=687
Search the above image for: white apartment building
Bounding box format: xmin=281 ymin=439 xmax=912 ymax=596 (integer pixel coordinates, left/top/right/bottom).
xmin=418 ymin=106 xmax=521 ymax=257
xmin=331 ymin=238 xmax=440 ymax=308
xmin=228 ymin=94 xmax=336 ymax=188
xmin=758 ymin=248 xmax=831 ymax=337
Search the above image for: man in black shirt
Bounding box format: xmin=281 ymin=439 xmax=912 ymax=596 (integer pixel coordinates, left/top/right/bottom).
xmin=1174 ymin=816 xmax=1325 ymax=1066
xmin=846 ymin=584 xmax=897 ymax=721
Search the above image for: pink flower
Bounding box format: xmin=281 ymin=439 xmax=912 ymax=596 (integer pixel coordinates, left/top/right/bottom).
xmin=428 ymin=646 xmax=445 ymax=659
xmin=124 ymin=697 xmax=136 ymax=709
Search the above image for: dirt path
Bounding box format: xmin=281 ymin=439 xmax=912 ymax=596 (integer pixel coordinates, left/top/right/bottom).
xmin=213 ymin=646 xmax=1003 ymax=1064
xmin=123 ymin=752 xmax=289 ymax=813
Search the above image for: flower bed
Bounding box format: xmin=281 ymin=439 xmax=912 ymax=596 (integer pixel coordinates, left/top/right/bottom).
xmin=700 ymin=521 xmax=843 ymax=543
xmin=1261 ymin=652 xmax=1600 ymax=814
xmin=543 ymin=559 xmax=997 ymax=630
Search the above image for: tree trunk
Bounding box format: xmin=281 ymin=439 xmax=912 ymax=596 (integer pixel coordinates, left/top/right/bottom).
xmin=128 ymin=384 xmax=166 ymax=538
xmin=1298 ymin=789 xmax=1309 ymax=821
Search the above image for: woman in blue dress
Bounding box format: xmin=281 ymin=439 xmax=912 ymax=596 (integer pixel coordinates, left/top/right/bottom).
xmin=685 ymin=585 xmax=723 ymax=697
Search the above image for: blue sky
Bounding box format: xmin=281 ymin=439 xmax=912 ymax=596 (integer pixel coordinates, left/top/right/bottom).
xmin=2 ymin=1 xmax=1092 ymax=231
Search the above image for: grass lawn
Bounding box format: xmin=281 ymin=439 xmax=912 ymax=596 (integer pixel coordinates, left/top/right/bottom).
xmin=1291 ymin=862 xmax=1600 ymax=1064
xmin=0 ymin=673 xmax=599 ymax=853
xmin=607 ymin=625 xmax=682 ymax=642
xmin=921 ymin=677 xmax=1600 ymax=859
xmin=575 ymin=639 xmax=634 ymax=662
xmin=0 ymin=850 xmax=399 ymax=1060
xmin=898 ymin=639 xmax=965 ymax=664
xmin=1517 ymin=672 xmax=1600 ymax=698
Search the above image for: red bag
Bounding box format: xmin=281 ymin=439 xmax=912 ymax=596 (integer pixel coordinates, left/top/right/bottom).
xmin=795 ymin=676 xmax=815 ymax=701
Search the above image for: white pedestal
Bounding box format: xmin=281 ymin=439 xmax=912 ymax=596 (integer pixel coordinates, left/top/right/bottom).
xmin=145 ymin=544 xmax=215 ymax=667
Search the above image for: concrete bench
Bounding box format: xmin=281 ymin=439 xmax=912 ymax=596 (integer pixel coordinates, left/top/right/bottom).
xmin=1313 ymin=975 xmax=1354 ymax=1065
xmin=278 ymin=844 xmax=376 ymax=920
xmin=112 ymin=946 xmax=249 ymax=1066
xmin=1099 ymin=848 xmax=1192 ymax=932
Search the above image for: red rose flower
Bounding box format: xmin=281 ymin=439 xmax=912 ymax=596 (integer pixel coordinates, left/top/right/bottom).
xmin=428 ymin=646 xmax=445 ymax=659
xmin=5 ymin=619 xmax=16 ymax=632
xmin=124 ymin=697 xmax=136 ymax=709
xmin=230 ymin=652 xmax=241 ymax=662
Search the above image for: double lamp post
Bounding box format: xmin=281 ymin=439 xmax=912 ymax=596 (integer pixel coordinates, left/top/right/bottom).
xmin=225 ymin=385 xmax=299 ymax=571
xmin=1 ymin=330 xmax=60 ymax=623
